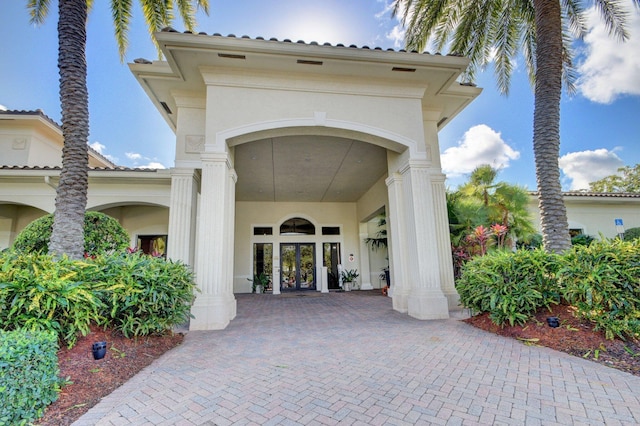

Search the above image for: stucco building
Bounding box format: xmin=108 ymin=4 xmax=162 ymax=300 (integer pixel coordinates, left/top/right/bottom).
xmin=4 ymin=31 xmax=636 ymax=331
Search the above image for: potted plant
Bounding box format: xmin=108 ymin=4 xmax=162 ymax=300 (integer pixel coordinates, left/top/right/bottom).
xmin=340 ymin=269 xmax=359 ymax=291
xmin=248 ymin=272 xmax=270 ymax=294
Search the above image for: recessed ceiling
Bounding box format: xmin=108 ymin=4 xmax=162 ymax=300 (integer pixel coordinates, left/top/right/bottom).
xmin=234 ymin=135 xmax=387 ymax=202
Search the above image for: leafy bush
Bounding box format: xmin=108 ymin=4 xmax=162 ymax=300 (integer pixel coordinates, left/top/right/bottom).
xmin=571 ymin=233 xmax=595 ymax=246
xmin=91 ymin=252 xmax=197 ymax=337
xmin=456 ymin=249 xmax=561 ymax=326
xmin=516 ymin=233 xmax=543 ymax=250
xmin=623 ymin=227 xmax=640 ymax=241
xmin=558 ymin=239 xmax=640 ymax=340
xmin=0 ymin=252 xmax=105 ymax=347
xmin=12 ymin=211 xmax=129 ymax=256
xmin=0 ymin=330 xmax=62 ymax=425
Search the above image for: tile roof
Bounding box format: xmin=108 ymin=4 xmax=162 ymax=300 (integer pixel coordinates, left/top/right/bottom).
xmin=0 ymin=165 xmax=160 ymax=172
xmin=529 ymin=191 xmax=640 ymax=198
xmin=0 ymin=109 xmax=60 ymax=128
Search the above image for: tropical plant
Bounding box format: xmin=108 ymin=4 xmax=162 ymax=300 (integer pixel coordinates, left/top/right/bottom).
xmin=364 ymin=216 xmax=388 ymax=251
xmin=393 ymin=0 xmax=638 ymax=253
xmin=558 ymin=238 xmax=640 ymax=339
xmin=623 ymin=227 xmax=640 ymax=241
xmin=590 ymin=164 xmax=640 ymax=193
xmin=12 ymin=211 xmax=129 ymax=256
xmin=0 ymin=252 xmax=105 ymax=347
xmin=570 ymin=233 xmax=595 ymax=246
xmin=27 ymin=0 xmax=209 ymax=259
xmin=341 ymin=269 xmax=360 ymax=283
xmin=456 ymin=248 xmax=561 ymax=326
xmin=248 ymin=272 xmax=271 ymax=293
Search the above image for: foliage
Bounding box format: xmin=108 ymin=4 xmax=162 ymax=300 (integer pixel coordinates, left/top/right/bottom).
xmin=558 ymin=239 xmax=640 ymax=340
xmin=589 ymin=164 xmax=640 ymax=193
xmin=12 ymin=211 xmax=129 ymax=257
xmin=248 ymin=273 xmax=271 ymax=293
xmin=517 ymin=234 xmax=543 ymax=251
xmin=364 ymin=216 xmax=388 ymax=251
xmin=0 ymin=252 xmax=105 ymax=347
xmin=0 ymin=329 xmax=62 ymax=425
xmin=623 ymin=227 xmax=640 ymax=241
xmin=456 ymin=249 xmax=561 ymax=326
xmin=0 ymin=250 xmax=197 ymax=344
xmin=341 ymin=269 xmax=360 ymax=283
xmin=90 ymin=252 xmax=197 ymax=338
xmin=448 ymin=165 xmax=535 ymax=248
xmin=571 ymin=234 xmax=595 ymax=247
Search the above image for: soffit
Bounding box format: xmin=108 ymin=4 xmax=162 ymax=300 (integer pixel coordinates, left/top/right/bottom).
xmin=234 ymin=135 xmax=387 ymax=202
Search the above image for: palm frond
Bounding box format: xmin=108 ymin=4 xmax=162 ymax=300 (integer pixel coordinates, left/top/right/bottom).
xmin=111 ymin=0 xmax=133 ymax=62
xmin=27 ymin=0 xmax=50 ymax=25
xmin=593 ymin=0 xmax=631 ymax=41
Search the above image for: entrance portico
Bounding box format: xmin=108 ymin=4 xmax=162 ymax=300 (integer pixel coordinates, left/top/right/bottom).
xmin=130 ymin=30 xmax=481 ymax=330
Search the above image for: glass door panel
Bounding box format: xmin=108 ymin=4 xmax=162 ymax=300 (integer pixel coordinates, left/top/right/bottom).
xmin=323 ymin=242 xmax=341 ymax=290
xmin=280 ymin=243 xmax=315 ymax=291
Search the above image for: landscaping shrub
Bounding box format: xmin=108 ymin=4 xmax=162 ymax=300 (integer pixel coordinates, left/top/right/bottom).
xmin=623 ymin=227 xmax=640 ymax=241
xmin=90 ymin=252 xmax=197 ymax=337
xmin=12 ymin=211 xmax=129 ymax=256
xmin=558 ymin=238 xmax=640 ymax=340
xmin=0 ymin=252 xmax=105 ymax=347
xmin=570 ymin=233 xmax=595 ymax=246
xmin=456 ymin=249 xmax=561 ymax=326
xmin=0 ymin=329 xmax=62 ymax=425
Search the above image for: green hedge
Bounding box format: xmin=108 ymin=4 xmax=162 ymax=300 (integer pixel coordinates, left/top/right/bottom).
xmin=12 ymin=211 xmax=129 ymax=256
xmin=0 ymin=330 xmax=61 ymax=425
xmin=457 ymin=239 xmax=640 ymax=340
xmin=558 ymin=238 xmax=640 ymax=340
xmin=456 ymin=249 xmax=561 ymax=326
xmin=0 ymin=252 xmax=105 ymax=347
xmin=0 ymin=251 xmax=196 ymax=345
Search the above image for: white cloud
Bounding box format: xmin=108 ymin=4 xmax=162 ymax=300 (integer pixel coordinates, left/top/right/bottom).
xmin=126 ymin=152 xmax=142 ymax=160
xmin=89 ymin=141 xmax=105 ymax=154
xmin=386 ymin=24 xmax=405 ymax=49
xmin=577 ymin=6 xmax=640 ymax=103
xmin=138 ymin=162 xmax=166 ymax=169
xmin=441 ymin=124 xmax=520 ymax=177
xmin=0 ymin=104 xmax=7 ymax=111
xmin=559 ymin=148 xmax=624 ymax=190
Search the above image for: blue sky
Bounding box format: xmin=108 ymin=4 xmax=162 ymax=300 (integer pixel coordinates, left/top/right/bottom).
xmin=2 ymin=0 xmax=639 ymax=191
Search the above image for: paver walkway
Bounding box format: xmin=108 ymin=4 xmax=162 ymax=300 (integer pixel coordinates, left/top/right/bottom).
xmin=74 ymin=291 xmax=640 ymax=425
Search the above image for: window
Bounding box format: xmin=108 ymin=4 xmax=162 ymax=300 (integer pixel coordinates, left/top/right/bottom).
xmin=253 ymin=227 xmax=273 ymax=236
xmin=280 ymin=217 xmax=315 ymax=235
xmin=137 ymin=235 xmax=167 ymax=258
xmin=322 ymin=226 xmax=340 ymax=235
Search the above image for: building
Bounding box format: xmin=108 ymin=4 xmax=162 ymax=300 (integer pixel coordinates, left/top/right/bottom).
xmin=3 ymin=30 xmax=485 ymax=330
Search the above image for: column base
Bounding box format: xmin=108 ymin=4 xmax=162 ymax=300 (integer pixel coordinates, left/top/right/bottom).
xmin=408 ymin=291 xmax=450 ymax=320
xmin=392 ymin=291 xmax=408 ymax=313
xmin=443 ymin=289 xmax=461 ymax=312
xmin=189 ymin=294 xmax=237 ymax=330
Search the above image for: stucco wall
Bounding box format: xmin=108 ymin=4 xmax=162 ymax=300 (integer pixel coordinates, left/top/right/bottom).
xmin=528 ymin=196 xmax=640 ymax=238
xmin=234 ymin=201 xmax=360 ymax=293
xmin=99 ymin=205 xmax=169 ymax=249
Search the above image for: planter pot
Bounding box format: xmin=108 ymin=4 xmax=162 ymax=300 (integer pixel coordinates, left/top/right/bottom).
xmin=256 ymin=285 xmax=263 ymax=294
xmin=344 ymin=282 xmax=351 ymax=292
xmin=92 ymin=341 xmax=107 ymax=360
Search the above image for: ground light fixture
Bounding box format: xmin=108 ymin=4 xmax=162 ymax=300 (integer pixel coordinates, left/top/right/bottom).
xmin=92 ymin=341 xmax=107 ymax=360
xmin=546 ymin=317 xmax=560 ymax=328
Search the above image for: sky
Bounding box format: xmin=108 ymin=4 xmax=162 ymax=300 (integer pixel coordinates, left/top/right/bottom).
xmin=1 ymin=0 xmax=639 ymax=191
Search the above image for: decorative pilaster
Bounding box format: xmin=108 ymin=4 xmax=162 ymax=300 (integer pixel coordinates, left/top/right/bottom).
xmin=167 ymin=168 xmax=199 ymax=265
xmin=190 ymin=152 xmax=237 ymax=330
xmin=385 ymin=173 xmax=409 ymax=312
xmin=431 ymin=172 xmax=460 ymax=310
xmin=401 ymin=161 xmax=449 ymax=320
xmin=359 ymin=223 xmax=373 ymax=290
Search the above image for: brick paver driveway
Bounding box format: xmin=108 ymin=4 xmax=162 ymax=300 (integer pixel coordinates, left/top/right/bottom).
xmin=75 ymin=291 xmax=640 ymax=425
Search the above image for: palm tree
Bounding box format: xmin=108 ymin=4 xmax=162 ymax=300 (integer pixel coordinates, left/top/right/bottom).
xmin=27 ymin=0 xmax=209 ymax=259
xmin=393 ymin=0 xmax=638 ymax=252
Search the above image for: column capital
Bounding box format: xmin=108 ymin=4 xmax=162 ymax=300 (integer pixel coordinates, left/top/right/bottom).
xmin=385 ymin=172 xmax=403 ymax=187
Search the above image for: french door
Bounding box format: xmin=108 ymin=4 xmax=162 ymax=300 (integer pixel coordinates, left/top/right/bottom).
xmin=280 ymin=243 xmax=315 ymax=291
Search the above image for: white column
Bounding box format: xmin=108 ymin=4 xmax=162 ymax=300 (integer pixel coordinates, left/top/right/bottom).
xmin=359 ymin=222 xmax=373 ymax=290
xmin=401 ymin=161 xmax=449 ymax=320
xmin=431 ymin=172 xmax=460 ymax=310
xmin=167 ymin=168 xmax=198 ymax=265
xmin=385 ymin=173 xmax=409 ymax=312
xmin=190 ymin=152 xmax=237 ymax=330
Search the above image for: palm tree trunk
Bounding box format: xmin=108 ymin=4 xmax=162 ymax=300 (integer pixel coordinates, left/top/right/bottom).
xmin=49 ymin=0 xmax=89 ymax=259
xmin=532 ymin=0 xmax=571 ymax=253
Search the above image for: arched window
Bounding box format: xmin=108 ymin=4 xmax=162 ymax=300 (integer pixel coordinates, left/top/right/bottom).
xmin=280 ymin=217 xmax=315 ymax=236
